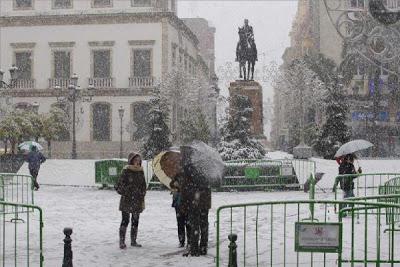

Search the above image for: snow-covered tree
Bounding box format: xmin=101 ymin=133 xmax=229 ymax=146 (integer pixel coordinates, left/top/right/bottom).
xmin=303 ymin=53 xmax=351 ymax=158
xmin=160 ymin=70 xmax=215 ymax=145
xmin=218 ymin=94 xmax=265 ymax=160
xmin=142 ymin=88 xmax=172 ymax=160
xmin=179 ymin=108 xmax=211 ymax=144
xmin=42 ymin=106 xmax=70 ymax=158
xmin=278 ymin=58 xmax=327 ymax=150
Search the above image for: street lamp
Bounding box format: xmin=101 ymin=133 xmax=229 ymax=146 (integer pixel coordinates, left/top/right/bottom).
xmin=0 ymin=65 xmax=19 ymax=88
xmin=55 ymin=74 xmax=95 ymax=159
xmin=118 ymin=106 xmax=125 ymax=158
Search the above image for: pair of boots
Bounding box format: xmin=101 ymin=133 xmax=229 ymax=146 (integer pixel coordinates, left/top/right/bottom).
xmin=119 ymin=226 xmax=141 ymax=249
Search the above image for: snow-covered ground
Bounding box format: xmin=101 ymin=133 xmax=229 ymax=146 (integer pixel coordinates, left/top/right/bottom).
xmin=6 ymin=155 xmax=400 ymax=266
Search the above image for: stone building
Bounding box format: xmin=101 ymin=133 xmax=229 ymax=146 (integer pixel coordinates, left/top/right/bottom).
xmin=272 ymin=0 xmax=400 ymax=156
xmin=0 ymin=0 xmax=218 ymax=158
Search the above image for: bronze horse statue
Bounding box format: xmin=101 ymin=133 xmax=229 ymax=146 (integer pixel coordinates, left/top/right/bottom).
xmin=236 ymin=28 xmax=258 ymax=81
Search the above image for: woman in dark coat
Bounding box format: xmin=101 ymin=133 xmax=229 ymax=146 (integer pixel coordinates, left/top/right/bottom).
xmin=115 ymin=152 xmax=147 ymax=249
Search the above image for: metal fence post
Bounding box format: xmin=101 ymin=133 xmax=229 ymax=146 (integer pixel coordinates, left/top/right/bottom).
xmin=62 ymin=227 xmax=73 ymax=267
xmin=228 ymin=234 xmax=237 ymax=267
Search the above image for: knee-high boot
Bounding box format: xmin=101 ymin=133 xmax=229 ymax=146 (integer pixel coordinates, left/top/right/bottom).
xmin=119 ymin=226 xmax=127 ymax=249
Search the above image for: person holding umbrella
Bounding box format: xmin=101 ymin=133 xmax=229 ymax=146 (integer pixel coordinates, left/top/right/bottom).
xmin=180 ymin=145 xmax=212 ymax=257
xmin=25 ymin=145 xmax=46 ymax=191
xmin=115 ymin=152 xmax=146 ymax=249
xmin=333 ymin=153 xmax=362 ymax=213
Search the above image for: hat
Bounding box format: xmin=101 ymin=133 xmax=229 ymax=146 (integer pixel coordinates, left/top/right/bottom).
xmin=128 ymin=152 xmax=141 ymax=165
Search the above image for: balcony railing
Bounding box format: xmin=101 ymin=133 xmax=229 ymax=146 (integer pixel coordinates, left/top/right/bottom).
xmin=129 ymin=76 xmax=154 ymax=88
xmin=48 ymin=78 xmax=74 ymax=89
xmin=11 ymin=79 xmax=35 ymax=89
xmin=88 ymin=78 xmax=114 ymax=88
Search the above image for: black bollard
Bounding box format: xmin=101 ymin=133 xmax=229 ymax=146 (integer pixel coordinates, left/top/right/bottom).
xmin=62 ymin=228 xmax=73 ymax=267
xmin=228 ymin=234 xmax=238 ymax=267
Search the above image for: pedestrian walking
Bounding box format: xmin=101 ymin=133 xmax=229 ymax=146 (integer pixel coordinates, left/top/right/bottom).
xmin=115 ymin=152 xmax=147 ymax=249
xmin=333 ymin=153 xmax=362 ymax=213
xmin=170 ymin=176 xmax=191 ymax=248
xmin=25 ymin=145 xmax=46 ymax=191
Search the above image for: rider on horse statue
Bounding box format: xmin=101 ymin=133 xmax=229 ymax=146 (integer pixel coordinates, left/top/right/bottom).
xmin=236 ymin=19 xmax=258 ymax=81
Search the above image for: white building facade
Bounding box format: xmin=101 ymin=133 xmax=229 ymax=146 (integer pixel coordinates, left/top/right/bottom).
xmin=0 ymin=0 xmax=216 ymax=158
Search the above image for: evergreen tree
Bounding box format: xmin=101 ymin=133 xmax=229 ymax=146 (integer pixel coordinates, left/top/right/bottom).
xmin=142 ymin=88 xmax=172 ymax=160
xmin=305 ymin=53 xmax=351 ymax=158
xmin=180 ymin=108 xmax=211 ymax=144
xmin=314 ymin=88 xmax=351 ymax=159
xmin=218 ymin=94 xmax=265 ymax=160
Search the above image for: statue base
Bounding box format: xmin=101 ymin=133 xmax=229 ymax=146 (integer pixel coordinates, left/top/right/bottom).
xmin=228 ymin=80 xmax=264 ymax=138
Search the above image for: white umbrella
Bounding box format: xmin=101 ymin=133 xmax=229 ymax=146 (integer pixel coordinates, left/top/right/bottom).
xmin=334 ymin=139 xmax=374 ymax=158
xmin=18 ymin=141 xmax=43 ymax=151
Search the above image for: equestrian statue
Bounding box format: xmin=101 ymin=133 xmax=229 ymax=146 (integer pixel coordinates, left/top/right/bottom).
xmin=235 ymin=19 xmax=258 ymax=81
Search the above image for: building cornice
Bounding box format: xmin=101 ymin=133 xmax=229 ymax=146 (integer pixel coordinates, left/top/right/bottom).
xmin=2 ymin=88 xmax=155 ymax=98
xmin=0 ymin=12 xmax=199 ymax=46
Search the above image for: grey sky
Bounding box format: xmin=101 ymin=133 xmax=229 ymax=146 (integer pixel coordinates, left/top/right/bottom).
xmin=178 ymin=0 xmax=298 ymax=98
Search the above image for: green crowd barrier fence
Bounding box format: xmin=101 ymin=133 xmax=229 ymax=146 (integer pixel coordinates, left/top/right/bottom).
xmin=94 ymin=160 xmax=156 ymax=189
xmin=216 ymin=197 xmax=400 ymax=267
xmin=222 ymin=159 xmax=316 ymax=191
xmin=0 ymin=174 xmax=34 ymax=221
xmin=333 ymin=173 xmax=400 ymax=201
xmin=378 ymin=177 xmax=400 ymax=225
xmin=0 ymin=201 xmax=43 ymax=267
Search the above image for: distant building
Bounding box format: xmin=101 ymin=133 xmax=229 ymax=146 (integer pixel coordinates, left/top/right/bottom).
xmin=273 ymin=0 xmax=400 ymax=156
xmin=0 ymin=0 xmax=218 ymax=158
xmin=183 ymin=17 xmax=219 ymax=144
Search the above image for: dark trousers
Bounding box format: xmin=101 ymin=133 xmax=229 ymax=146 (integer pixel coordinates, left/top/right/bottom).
xmin=188 ymin=208 xmax=209 ymax=253
xmin=339 ymin=189 xmax=355 ymax=212
xmin=120 ymin=211 xmax=140 ymax=228
xmin=29 ymin=168 xmax=39 ymax=189
xmin=175 ymin=209 xmax=190 ymax=245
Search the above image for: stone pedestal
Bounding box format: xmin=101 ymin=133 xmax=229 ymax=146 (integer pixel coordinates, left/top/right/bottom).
xmin=229 ymin=80 xmax=264 ymax=138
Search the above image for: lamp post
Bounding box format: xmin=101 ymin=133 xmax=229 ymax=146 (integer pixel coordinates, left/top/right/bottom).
xmin=0 ymin=65 xmax=19 ymax=89
xmin=118 ymin=106 xmax=124 ymax=158
xmin=55 ymin=74 xmax=94 ymax=159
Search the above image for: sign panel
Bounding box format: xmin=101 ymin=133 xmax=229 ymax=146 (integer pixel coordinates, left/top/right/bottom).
xmin=295 ymin=222 xmax=342 ymax=253
xmin=244 ymin=167 xmax=260 ymax=179
xmin=108 ymin=167 xmax=117 ymax=176
xmin=281 ymin=163 xmax=293 ymax=176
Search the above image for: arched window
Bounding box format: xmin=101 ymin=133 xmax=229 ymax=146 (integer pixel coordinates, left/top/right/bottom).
xmin=92 ymin=103 xmax=111 ymax=141
xmin=131 ymin=102 xmax=151 ymax=141
xmin=50 ymin=102 xmax=71 ymax=141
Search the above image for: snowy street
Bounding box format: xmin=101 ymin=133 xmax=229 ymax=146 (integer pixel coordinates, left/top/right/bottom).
xmin=34 ymin=186 xmax=311 ymax=267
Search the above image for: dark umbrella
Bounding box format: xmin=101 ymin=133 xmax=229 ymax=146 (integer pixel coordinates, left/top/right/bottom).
xmin=180 ymin=140 xmax=224 ymax=184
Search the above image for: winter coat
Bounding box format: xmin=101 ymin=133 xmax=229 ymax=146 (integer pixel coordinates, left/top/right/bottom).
xmin=115 ymin=165 xmax=147 ymax=214
xmin=180 ymin=164 xmax=212 ymax=212
xmin=338 ymin=162 xmax=357 ymax=191
xmin=170 ymin=173 xmax=190 ymax=214
xmin=26 ymin=151 xmax=46 ymax=171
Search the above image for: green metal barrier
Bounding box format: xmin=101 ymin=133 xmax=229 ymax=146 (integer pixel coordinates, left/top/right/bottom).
xmin=378 ymin=177 xmax=400 ymax=225
xmin=0 ymin=174 xmax=34 ymax=217
xmin=0 ymin=201 xmax=43 ymax=267
xmin=281 ymin=159 xmax=316 ymax=187
xmin=216 ymin=197 xmax=400 ymax=266
xmin=222 ymin=159 xmax=316 ymax=190
xmin=333 ymin=173 xmax=400 ymax=201
xmin=95 ymin=160 xmax=127 ymax=188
